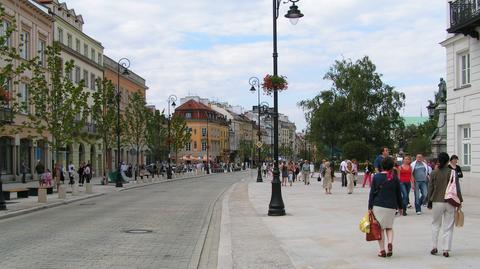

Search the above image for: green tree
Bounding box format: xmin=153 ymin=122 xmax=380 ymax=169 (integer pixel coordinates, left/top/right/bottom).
xmin=123 ymin=92 xmax=148 ymax=179
xmin=0 ymin=4 xmax=35 ymax=128
xmin=25 ymin=42 xmax=90 ymax=167
xmin=400 ymin=120 xmax=436 ymax=156
xmin=146 ymin=109 xmax=168 ymax=162
xmin=279 ymin=142 xmax=293 ymax=160
xmin=299 ymin=56 xmax=405 ymax=160
xmin=239 ymin=139 xmax=253 ymax=162
xmin=91 ymin=78 xmax=116 ymax=178
xmin=170 ymin=115 xmax=191 ymax=164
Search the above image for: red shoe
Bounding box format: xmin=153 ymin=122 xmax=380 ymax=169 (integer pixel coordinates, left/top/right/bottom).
xmin=387 ymin=243 xmax=393 ymax=257
xmin=378 ymin=250 xmax=386 ymax=258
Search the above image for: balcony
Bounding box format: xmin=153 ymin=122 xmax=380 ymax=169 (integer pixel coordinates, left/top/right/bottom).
xmin=448 ymin=0 xmax=480 ymax=39
xmin=0 ymin=107 xmax=14 ymax=124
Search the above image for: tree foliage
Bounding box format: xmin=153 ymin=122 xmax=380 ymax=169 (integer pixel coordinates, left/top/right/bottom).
xmin=26 ymin=42 xmax=90 ymax=162
xmin=146 ymin=109 xmax=167 ymax=162
xmin=123 ymin=92 xmax=148 ymax=176
xmin=170 ymin=115 xmax=191 ymax=164
xmin=299 ymin=56 xmax=405 ymax=160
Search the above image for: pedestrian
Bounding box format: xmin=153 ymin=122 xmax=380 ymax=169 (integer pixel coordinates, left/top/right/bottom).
xmin=368 ymin=157 xmax=404 ymax=258
xmin=21 ymin=161 xmax=28 ymax=183
xmin=281 ymin=161 xmax=288 ymax=186
xmin=362 ymin=160 xmax=374 ymax=187
xmin=35 ymin=160 xmax=45 ymax=186
xmin=294 ymin=163 xmax=300 ymax=182
xmin=68 ymin=162 xmax=76 ymax=186
xmin=411 ymin=154 xmax=429 ymax=215
xmin=448 ymin=155 xmax=463 ymax=179
xmin=53 ymin=163 xmax=62 ymax=191
xmin=374 ymin=147 xmax=389 ymax=173
xmin=397 ymin=155 xmax=413 ymax=216
xmin=287 ymin=161 xmax=295 ymax=187
xmin=322 ymin=161 xmax=334 ymax=194
xmin=346 ymin=160 xmax=355 ymax=194
xmin=84 ymin=163 xmax=91 ymax=184
xmin=41 ymin=168 xmax=52 ymax=187
xmin=78 ymin=162 xmax=85 ymax=187
xmin=319 ymin=159 xmax=326 ymax=182
xmin=340 ymin=159 xmax=348 ymax=187
xmin=302 ymin=160 xmax=310 ymax=185
xmin=352 ymin=159 xmax=358 ymax=187
xmin=309 ymin=161 xmax=315 ymax=179
xmin=427 ymin=152 xmax=463 ymax=257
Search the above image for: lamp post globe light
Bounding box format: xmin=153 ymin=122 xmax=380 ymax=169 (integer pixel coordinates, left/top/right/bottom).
xmin=167 ymin=95 xmax=177 ymax=179
xmin=116 ymin=58 xmax=130 ymax=188
xmin=249 ymin=76 xmax=263 ymax=182
xmin=269 ymin=0 xmax=304 ymax=216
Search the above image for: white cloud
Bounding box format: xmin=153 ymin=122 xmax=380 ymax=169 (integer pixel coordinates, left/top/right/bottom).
xmin=65 ymin=0 xmax=447 ymax=131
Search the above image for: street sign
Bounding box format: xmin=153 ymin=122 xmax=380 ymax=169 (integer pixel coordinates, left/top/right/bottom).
xmin=256 ymin=141 xmax=263 ymax=148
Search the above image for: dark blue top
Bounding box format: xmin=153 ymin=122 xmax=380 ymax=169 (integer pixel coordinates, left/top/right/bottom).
xmin=373 ymin=155 xmax=384 ymax=171
xmin=368 ymin=173 xmax=403 ymax=210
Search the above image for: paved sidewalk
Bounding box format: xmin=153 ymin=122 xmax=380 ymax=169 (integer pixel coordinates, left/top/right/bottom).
xmin=0 ymin=172 xmax=207 ymax=220
xmin=220 ymin=173 xmax=480 ymax=269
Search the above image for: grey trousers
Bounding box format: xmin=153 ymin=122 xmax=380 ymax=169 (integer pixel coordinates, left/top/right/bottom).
xmin=432 ymin=202 xmax=455 ymax=251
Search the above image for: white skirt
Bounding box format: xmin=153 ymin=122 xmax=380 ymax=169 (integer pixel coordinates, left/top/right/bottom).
xmin=373 ymin=206 xmax=396 ymax=229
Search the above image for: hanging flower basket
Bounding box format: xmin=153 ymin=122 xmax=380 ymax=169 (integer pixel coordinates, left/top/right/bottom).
xmin=261 ymin=74 xmax=288 ymax=95
xmin=0 ymin=87 xmax=11 ymax=105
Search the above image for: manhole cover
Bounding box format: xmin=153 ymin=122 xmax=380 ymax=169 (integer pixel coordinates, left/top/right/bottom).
xmin=125 ymin=229 xmax=153 ymax=234
xmin=79 ymin=203 xmax=96 ymax=206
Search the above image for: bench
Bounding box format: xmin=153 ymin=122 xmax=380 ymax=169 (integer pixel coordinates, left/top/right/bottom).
xmin=2 ymin=188 xmax=30 ymax=200
xmin=28 ymin=187 xmax=54 ymax=196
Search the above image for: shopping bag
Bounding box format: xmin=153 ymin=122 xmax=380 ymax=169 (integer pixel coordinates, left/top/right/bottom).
xmin=359 ymin=212 xmax=370 ymax=233
xmin=445 ymin=170 xmax=461 ymax=207
xmin=366 ymin=211 xmax=382 ymax=241
xmin=455 ymin=208 xmax=464 ymax=227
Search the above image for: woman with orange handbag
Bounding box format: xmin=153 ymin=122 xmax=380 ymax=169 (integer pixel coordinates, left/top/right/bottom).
xmin=368 ymin=157 xmax=404 ymax=257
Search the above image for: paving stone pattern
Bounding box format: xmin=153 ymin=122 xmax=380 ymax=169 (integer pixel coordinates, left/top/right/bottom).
xmin=0 ymin=173 xmax=242 ymax=269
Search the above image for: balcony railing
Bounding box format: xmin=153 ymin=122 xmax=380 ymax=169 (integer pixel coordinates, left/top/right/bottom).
xmin=0 ymin=107 xmax=14 ymax=124
xmin=448 ymin=0 xmax=480 ymax=39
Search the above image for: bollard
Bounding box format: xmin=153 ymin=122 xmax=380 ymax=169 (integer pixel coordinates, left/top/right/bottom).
xmin=85 ymin=182 xmax=93 ymax=194
xmin=71 ymin=184 xmax=79 ymax=196
xmin=38 ymin=188 xmax=47 ymax=203
xmin=58 ymin=185 xmax=66 ymax=199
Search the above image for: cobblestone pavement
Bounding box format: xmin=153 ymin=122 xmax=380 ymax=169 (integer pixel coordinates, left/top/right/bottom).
xmin=0 ymin=172 xmax=245 ymax=269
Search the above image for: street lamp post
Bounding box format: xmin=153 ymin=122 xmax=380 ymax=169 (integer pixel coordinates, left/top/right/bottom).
xmin=116 ymin=58 xmax=130 ymax=188
xmin=249 ymin=77 xmax=263 ymax=182
xmin=167 ymin=95 xmax=177 ymax=179
xmin=268 ymin=0 xmax=304 ymax=216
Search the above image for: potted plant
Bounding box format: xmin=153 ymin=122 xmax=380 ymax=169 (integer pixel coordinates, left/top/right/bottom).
xmin=262 ymin=74 xmax=288 ymax=95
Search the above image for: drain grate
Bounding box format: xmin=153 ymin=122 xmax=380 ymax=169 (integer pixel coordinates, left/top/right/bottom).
xmin=124 ymin=229 xmax=153 ymax=234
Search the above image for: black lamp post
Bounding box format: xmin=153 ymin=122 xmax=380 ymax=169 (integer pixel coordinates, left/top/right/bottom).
xmin=167 ymin=95 xmax=177 ymax=179
xmin=0 ymin=170 xmax=6 ymax=210
xmin=426 ymin=101 xmax=436 ymax=120
xmin=268 ymin=0 xmax=304 ymax=216
xmin=249 ymin=76 xmax=263 ymax=182
xmin=116 ymin=58 xmax=130 ymax=188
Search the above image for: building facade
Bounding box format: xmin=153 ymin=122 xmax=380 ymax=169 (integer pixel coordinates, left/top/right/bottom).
xmin=174 ymin=99 xmax=229 ymax=163
xmin=0 ymin=0 xmax=53 ymax=181
xmin=441 ymin=0 xmax=480 ymax=195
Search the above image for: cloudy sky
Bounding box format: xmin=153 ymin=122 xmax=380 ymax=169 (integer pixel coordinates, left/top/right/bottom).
xmin=66 ymin=0 xmax=447 ymax=130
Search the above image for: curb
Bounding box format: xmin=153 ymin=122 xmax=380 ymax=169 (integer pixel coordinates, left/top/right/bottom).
xmin=216 ymin=181 xmax=238 ymax=269
xmin=0 ymin=193 xmax=104 ymax=220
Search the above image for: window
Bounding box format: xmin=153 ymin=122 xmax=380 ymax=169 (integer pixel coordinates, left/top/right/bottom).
xmin=459 ymin=52 xmax=470 ymax=86
xmin=185 ymin=142 xmax=191 ymax=151
xmin=0 ymin=21 xmax=11 ymax=46
xmin=98 ymin=53 xmax=102 ymax=65
xmin=19 ymin=31 xmax=30 ymax=59
xmin=462 ymin=126 xmax=471 ymax=166
xmin=75 ymin=39 xmax=80 ymax=52
xmin=84 ymin=44 xmax=88 ymax=57
xmin=75 ymin=66 xmax=81 ymax=84
xmin=91 ymin=48 xmax=95 ymax=62
xmin=185 ymin=112 xmax=192 ymax=119
xmin=67 ymin=33 xmax=72 ymax=48
xmin=202 ymin=141 xmax=207 ymax=151
xmin=38 ymin=39 xmax=46 ymax=67
xmin=194 ymin=141 xmax=197 ymax=149
xmin=202 ymin=128 xmax=207 ymax=137
xmin=193 ymin=128 xmax=196 ymax=135
xmin=90 ymin=74 xmax=96 ymax=90
xmin=19 ymin=83 xmax=28 ymax=114
xmin=58 ymin=27 xmax=63 ymax=43
xmin=83 ymin=70 xmax=89 ymax=87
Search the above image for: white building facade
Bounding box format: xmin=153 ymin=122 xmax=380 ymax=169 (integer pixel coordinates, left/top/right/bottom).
xmin=441 ymin=0 xmax=480 ymax=195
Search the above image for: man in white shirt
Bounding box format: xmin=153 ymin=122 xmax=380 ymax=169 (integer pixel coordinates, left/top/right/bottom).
xmin=68 ymin=162 xmax=75 ymax=185
xmin=340 ymin=159 xmax=348 ymax=187
xmin=411 ymin=154 xmax=429 ymax=215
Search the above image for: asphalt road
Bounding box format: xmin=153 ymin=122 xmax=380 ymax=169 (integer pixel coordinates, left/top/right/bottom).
xmin=0 ymin=171 xmax=246 ymax=269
